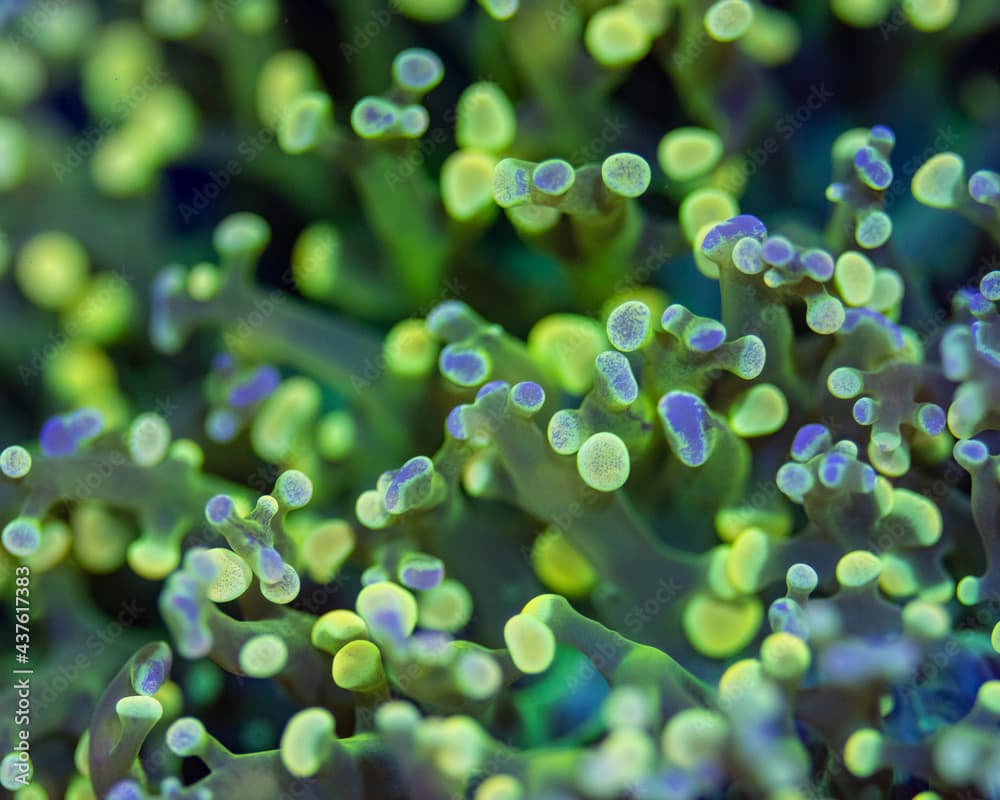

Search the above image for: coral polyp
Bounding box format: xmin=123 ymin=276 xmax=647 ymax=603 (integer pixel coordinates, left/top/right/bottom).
xmin=1 ymin=1 xmax=999 ymax=799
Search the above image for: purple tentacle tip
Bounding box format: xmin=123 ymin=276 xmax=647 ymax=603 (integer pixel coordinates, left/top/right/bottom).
xmin=229 ymin=365 xmax=281 ymax=407
xmin=972 ymin=320 xmax=1000 ymax=369
xmin=702 ymin=215 xmax=767 ymax=257
xmin=800 ymin=249 xmax=835 ymax=282
xmin=868 ymin=125 xmax=895 ymax=145
xmin=205 ymin=494 xmax=235 ymax=525
xmin=446 ymin=405 xmax=469 ymax=440
xmin=919 ymin=404 xmax=946 ymax=436
xmin=819 ymin=452 xmax=848 ymax=487
xmin=687 ymin=323 xmax=726 ymax=353
xmin=440 ymin=346 xmax=490 ymax=387
xmin=40 ymin=416 xmax=75 ymax=457
xmin=792 ymin=423 xmax=831 ymax=462
xmin=761 ymin=236 xmax=794 ymax=267
xmin=533 ymin=160 xmax=574 ymax=194
xmin=980 ymin=271 xmax=1000 ymax=302
xmin=841 ymin=308 xmax=904 ymax=350
xmin=969 ymin=171 xmax=1000 ymax=205
xmin=511 ymin=380 xmax=545 ymax=411
xmin=68 ymin=408 xmax=104 ymax=444
xmin=137 ymin=659 xmax=166 ymax=695
xmin=107 ymin=780 xmax=144 ymax=800
xmin=212 ymin=352 xmax=236 ymax=373
xmin=401 ymin=558 xmax=444 ymax=590
xmin=258 ymin=547 xmax=286 ymax=583
xmin=854 ymin=146 xmax=893 ymax=190
xmin=658 ymin=391 xmax=714 ymax=467
xmin=954 ymin=438 xmax=988 ymax=467
xmin=476 ymin=380 xmax=510 ymax=400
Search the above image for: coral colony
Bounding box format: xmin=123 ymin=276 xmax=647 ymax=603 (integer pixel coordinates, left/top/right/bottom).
xmin=2 ymin=0 xmax=1000 ymax=798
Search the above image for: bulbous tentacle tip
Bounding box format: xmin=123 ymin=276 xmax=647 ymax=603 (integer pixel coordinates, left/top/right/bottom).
xmin=702 ymin=215 xmax=768 ymax=263
xmin=213 ymin=212 xmax=271 ymax=260
xmin=392 ymin=48 xmax=445 ymax=94
xmin=658 ymin=391 xmax=717 ymax=467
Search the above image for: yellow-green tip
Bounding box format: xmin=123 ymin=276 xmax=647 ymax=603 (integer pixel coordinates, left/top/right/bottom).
xmin=889 ymin=488 xmax=942 ymax=546
xmin=975 ymin=680 xmax=1000 ymax=715
xmin=834 ymin=251 xmax=876 ymax=307
xmin=456 ymin=83 xmax=516 ymax=153
xmin=332 ymin=639 xmax=386 ymax=693
xmin=531 ymin=528 xmax=597 ymax=598
xmin=127 ymin=412 xmax=171 ymax=467
xmin=679 ymin=188 xmax=739 ymax=243
xmin=115 ymin=694 xmax=164 ymax=724
xmin=683 ymin=592 xmax=763 ymax=658
xmin=576 ymin=431 xmax=630 ymax=492
xmin=728 ymin=383 xmax=788 ymax=438
xmin=831 ymin=0 xmax=891 ymax=27
xmin=704 ymin=0 xmax=754 ymax=42
xmin=956 ymin=575 xmax=981 ymax=606
xmin=311 ymin=609 xmax=368 ymax=655
xmin=836 ymin=550 xmax=881 ymax=588
xmin=739 ymin=6 xmax=800 ymax=66
xmin=394 ymin=0 xmax=465 ymax=22
xmin=279 ymin=91 xmax=334 ymax=155
xmin=293 ymin=222 xmax=340 ymax=300
xmin=239 ymin=634 xmax=288 ymax=678
xmin=903 ymin=0 xmax=959 ymax=32
xmin=300 ymin=520 xmax=355 ymax=584
xmin=658 ymin=127 xmax=724 ymax=183
xmin=726 ymin=527 xmax=770 ymax=594
xmin=474 ymin=774 xmax=524 ymax=800
xmin=317 ymin=411 xmax=356 ymax=462
xmin=718 ymin=658 xmax=763 ymax=702
xmin=454 ymin=651 xmax=503 ymax=701
xmin=202 ymin=548 xmax=253 ymax=603
xmin=280 ymin=707 xmax=336 ymax=778
xmin=912 ymin=152 xmax=965 ymax=209
xmin=15 ymin=231 xmax=91 ymax=312
xmin=384 ymin=318 xmax=438 ymax=378
xmin=843 ymin=728 xmax=884 ymax=777
xmin=441 ymin=150 xmax=500 ymax=222
xmin=528 ymin=314 xmax=607 ymax=395
xmin=256 ymin=49 xmax=319 ymax=128
xmin=661 ymin=708 xmax=728 ymax=768
xmin=417 ymin=579 xmax=474 ymax=632
xmin=503 ymin=613 xmax=556 ymax=674
xmin=356 ymin=581 xmax=418 ymax=638
xmin=759 ymin=632 xmax=811 ymax=681
xmin=585 ymin=6 xmax=652 ymax=68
